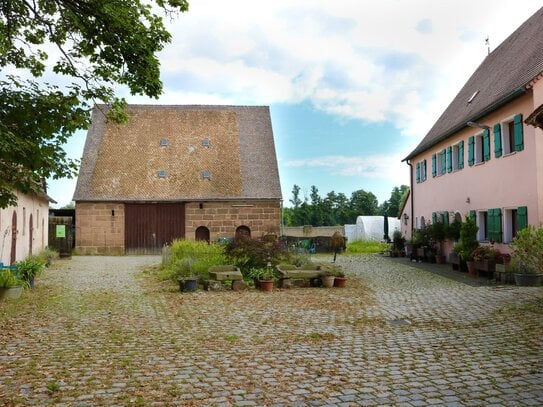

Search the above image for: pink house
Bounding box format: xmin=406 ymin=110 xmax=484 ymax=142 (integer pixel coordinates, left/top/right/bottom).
xmin=401 ymin=7 xmax=543 ymax=256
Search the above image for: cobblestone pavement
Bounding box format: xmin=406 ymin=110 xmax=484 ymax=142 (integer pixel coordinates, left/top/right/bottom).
xmin=1 ymin=255 xmax=542 ymax=406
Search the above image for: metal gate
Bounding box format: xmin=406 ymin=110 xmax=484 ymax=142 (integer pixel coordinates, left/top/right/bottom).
xmin=125 ymin=203 xmax=185 ymax=254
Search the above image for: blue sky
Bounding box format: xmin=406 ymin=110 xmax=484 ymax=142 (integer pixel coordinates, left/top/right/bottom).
xmin=47 ymin=0 xmax=543 ymax=207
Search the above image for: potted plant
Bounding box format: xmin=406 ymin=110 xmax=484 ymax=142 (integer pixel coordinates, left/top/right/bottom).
xmin=256 ymin=267 xmax=276 ymax=292
xmin=174 ymin=258 xmax=199 ymax=292
xmin=471 ymin=246 xmax=500 ymax=276
xmin=16 ymin=256 xmax=45 ymax=288
xmin=0 ymin=268 xmax=24 ymax=300
xmin=333 ymin=269 xmax=347 ymax=288
xmin=319 ymin=264 xmax=343 ymax=288
xmin=429 ymin=221 xmax=447 ymax=264
xmin=392 ymin=230 xmax=405 ymax=257
xmin=457 ymin=216 xmax=479 ymax=276
xmin=495 ymin=253 xmax=514 ymax=284
xmin=510 ymin=225 xmax=543 ymax=286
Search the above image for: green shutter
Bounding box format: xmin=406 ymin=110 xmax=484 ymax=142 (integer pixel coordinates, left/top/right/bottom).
xmin=432 ymin=154 xmax=437 ymax=177
xmin=432 ymin=212 xmax=437 ymax=224
xmin=416 ymin=162 xmax=420 ymax=183
xmin=493 ymin=123 xmax=502 ymax=158
xmin=447 ymin=146 xmax=453 ymax=173
xmin=487 ymin=208 xmax=502 ymax=243
xmin=469 ymin=210 xmax=476 ymax=222
xmin=517 ymin=206 xmax=528 ymax=230
xmin=513 ymin=114 xmax=524 ymax=151
xmin=458 ymin=141 xmax=464 ymax=169
xmin=468 ymin=136 xmax=475 ymax=166
xmin=441 ymin=149 xmax=446 ymax=174
xmin=443 ymin=211 xmax=449 ymax=225
xmin=483 ymin=129 xmax=491 ymax=161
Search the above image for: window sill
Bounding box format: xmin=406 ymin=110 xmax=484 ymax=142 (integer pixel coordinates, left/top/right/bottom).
xmin=502 ymin=151 xmax=516 ymax=158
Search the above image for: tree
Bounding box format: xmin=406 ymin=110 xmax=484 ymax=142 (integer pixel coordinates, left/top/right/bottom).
xmin=289 ymin=184 xmax=302 ymax=208
xmin=381 ymin=185 xmax=409 ymax=217
xmin=0 ymin=0 xmax=189 ymax=208
xmin=349 ymin=189 xmax=379 ymax=220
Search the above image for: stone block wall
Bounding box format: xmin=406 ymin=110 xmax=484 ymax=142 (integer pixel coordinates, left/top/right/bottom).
xmin=185 ymin=200 xmax=281 ymax=241
xmin=75 ymin=202 xmax=125 ymax=254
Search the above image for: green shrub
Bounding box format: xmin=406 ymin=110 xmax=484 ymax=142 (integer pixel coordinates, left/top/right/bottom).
xmin=162 ymin=240 xmax=227 ymax=281
xmin=15 ymin=256 xmax=45 ymax=283
xmin=346 ymin=240 xmax=389 ymax=254
xmin=0 ymin=269 xmax=23 ymax=288
xmin=224 ymin=235 xmax=285 ymax=274
xmin=36 ymin=247 xmax=59 ymax=266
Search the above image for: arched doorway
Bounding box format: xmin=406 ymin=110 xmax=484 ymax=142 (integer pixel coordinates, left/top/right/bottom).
xmin=235 ymin=225 xmax=251 ymax=239
xmin=195 ymin=226 xmax=210 ymax=243
xmin=10 ymin=211 xmax=17 ymax=265
xmin=29 ymin=214 xmax=33 ymax=255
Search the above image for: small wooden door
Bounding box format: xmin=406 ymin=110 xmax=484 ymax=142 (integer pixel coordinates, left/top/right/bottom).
xmin=195 ymin=226 xmax=210 ymax=243
xmin=10 ymin=211 xmax=17 ymax=264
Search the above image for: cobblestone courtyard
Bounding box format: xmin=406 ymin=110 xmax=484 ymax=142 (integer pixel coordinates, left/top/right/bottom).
xmin=1 ymin=255 xmax=542 ymax=406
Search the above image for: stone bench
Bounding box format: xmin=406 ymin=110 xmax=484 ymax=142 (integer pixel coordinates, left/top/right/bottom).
xmin=276 ymin=264 xmax=322 ymax=288
xmin=206 ymin=265 xmax=247 ymax=291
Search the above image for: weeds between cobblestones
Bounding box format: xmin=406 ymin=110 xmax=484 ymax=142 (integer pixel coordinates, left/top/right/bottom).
xmin=1 ymin=254 xmax=542 ymax=406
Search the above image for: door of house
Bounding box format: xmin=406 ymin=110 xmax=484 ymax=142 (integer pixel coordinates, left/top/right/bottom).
xmin=29 ymin=214 xmax=33 ymax=255
xmin=10 ymin=211 xmax=17 ymax=264
xmin=125 ymin=203 xmax=185 ymax=254
xmin=195 ymin=226 xmax=210 ymax=242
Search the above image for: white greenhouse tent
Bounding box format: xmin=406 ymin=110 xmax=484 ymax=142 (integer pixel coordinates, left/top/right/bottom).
xmin=344 ymin=216 xmax=400 ymax=243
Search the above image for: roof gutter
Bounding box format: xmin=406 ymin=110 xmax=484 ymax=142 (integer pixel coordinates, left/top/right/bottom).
xmin=402 ymin=87 xmax=527 ymax=162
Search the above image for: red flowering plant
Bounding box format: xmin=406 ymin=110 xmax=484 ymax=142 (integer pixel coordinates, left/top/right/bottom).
xmin=510 ymin=225 xmax=543 ymax=274
xmin=471 ymin=246 xmax=500 ymax=262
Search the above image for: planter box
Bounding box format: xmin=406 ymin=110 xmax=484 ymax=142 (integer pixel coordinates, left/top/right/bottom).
xmin=474 ymin=260 xmax=496 ymax=275
xmin=514 ymin=273 xmax=543 ymax=287
xmin=449 ymin=253 xmax=460 ymax=270
xmin=0 ymin=286 xmax=23 ymax=300
xmin=494 ymin=265 xmax=515 ymax=284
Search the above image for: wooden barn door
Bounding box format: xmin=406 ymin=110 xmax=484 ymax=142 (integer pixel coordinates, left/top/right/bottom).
xmin=125 ymin=203 xmax=185 ymax=254
xmin=10 ymin=211 xmax=17 ymax=264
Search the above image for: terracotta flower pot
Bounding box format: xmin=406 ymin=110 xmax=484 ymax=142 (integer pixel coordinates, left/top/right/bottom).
xmin=466 ymin=261 xmax=478 ymax=277
xmin=333 ymin=276 xmax=347 ymax=288
xmin=258 ymin=280 xmax=274 ymax=292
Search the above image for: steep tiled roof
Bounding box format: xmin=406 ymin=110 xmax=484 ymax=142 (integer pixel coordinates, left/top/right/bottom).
xmin=405 ymin=7 xmax=543 ymax=160
xmin=73 ymin=105 xmax=282 ymax=201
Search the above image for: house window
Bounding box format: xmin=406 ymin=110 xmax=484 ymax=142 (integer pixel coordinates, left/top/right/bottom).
xmin=504 ymin=208 xmax=518 ymax=243
xmin=160 ymin=138 xmax=169 ymax=147
xmin=158 ymin=170 xmax=167 ymax=178
xmin=202 ymin=170 xmax=211 ymax=180
xmin=477 ymin=210 xmax=488 ymax=241
xmin=202 ymin=139 xmax=210 ymax=148
xmin=437 ymin=150 xmax=446 ymax=175
xmin=475 ymin=134 xmax=484 ymax=164
xmin=451 ymin=141 xmax=464 ymax=171
xmin=416 ymin=159 xmax=427 ymax=183
xmin=502 ymin=118 xmax=520 ymax=155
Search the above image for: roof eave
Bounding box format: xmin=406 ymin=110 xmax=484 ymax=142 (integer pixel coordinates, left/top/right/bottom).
xmin=403 ymin=87 xmax=527 ymax=162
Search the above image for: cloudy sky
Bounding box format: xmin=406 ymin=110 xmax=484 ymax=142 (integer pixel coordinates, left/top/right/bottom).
xmin=49 ymin=0 xmax=543 ymax=207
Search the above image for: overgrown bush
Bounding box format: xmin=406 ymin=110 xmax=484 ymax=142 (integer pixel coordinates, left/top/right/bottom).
xmin=224 ymin=235 xmax=285 ymax=274
xmin=0 ymin=268 xmax=23 ymax=288
xmin=36 ymin=247 xmax=59 ymax=266
xmin=161 ymin=240 xmax=226 ymax=281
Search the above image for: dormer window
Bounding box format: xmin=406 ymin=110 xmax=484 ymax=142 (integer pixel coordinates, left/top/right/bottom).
xmin=158 ymin=170 xmax=167 ymax=178
xmin=160 ymin=138 xmax=169 ymax=147
xmin=202 ymin=170 xmax=211 ymax=180
xmin=202 ymin=139 xmax=210 ymax=148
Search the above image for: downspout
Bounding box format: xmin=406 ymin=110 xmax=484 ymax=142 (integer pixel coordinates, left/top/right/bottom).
xmin=407 ymin=160 xmax=414 ymax=233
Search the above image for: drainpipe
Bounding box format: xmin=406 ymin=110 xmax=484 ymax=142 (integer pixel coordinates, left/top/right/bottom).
xmin=407 ymin=160 xmax=414 ymax=233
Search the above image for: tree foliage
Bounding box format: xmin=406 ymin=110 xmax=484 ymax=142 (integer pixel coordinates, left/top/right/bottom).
xmin=0 ymin=0 xmax=189 ymax=208
xmin=283 ymin=185 xmax=384 ymax=227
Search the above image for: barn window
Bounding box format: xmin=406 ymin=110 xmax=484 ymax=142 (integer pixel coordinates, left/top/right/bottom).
xmin=202 ymin=170 xmax=211 ymax=180
xmin=202 ymin=139 xmax=210 ymax=148
xmin=158 ymin=170 xmax=167 ymax=178
xmin=160 ymin=138 xmax=169 ymax=146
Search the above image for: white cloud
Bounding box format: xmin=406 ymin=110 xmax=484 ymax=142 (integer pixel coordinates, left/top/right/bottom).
xmin=285 ymin=152 xmax=410 ymax=185
xmin=159 ymin=0 xmax=542 ymax=138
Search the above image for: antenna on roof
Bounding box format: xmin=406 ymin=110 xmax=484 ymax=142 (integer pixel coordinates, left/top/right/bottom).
xmin=485 ymin=36 xmax=490 ymax=55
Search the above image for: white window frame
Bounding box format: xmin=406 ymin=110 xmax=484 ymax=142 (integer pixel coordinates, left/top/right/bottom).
xmin=452 ymin=143 xmax=460 ymax=171
xmin=475 ymin=133 xmax=484 ymax=164
xmin=437 ymin=151 xmax=446 ymax=176
xmin=503 ymin=207 xmax=518 ymax=243
xmin=500 ymin=115 xmax=516 ymax=156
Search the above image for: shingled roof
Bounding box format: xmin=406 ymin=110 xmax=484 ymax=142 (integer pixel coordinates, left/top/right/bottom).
xmin=73 ymin=105 xmax=282 ymax=202
xmin=404 ymin=6 xmax=543 ymax=161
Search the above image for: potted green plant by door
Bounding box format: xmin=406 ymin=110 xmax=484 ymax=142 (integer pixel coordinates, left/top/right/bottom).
xmin=510 ymin=225 xmax=543 ymax=286
xmin=429 ymin=221 xmax=447 ymax=264
xmin=16 ymin=256 xmax=45 ymax=288
xmin=457 ymin=216 xmax=479 ymax=276
xmin=256 ymin=267 xmax=276 ymax=292
xmin=0 ymin=268 xmax=24 ymax=300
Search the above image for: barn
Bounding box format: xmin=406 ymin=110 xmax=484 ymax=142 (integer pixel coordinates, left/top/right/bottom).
xmin=73 ymin=105 xmax=282 ymax=254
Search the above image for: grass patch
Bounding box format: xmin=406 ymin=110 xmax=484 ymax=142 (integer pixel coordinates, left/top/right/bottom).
xmin=346 ymin=240 xmax=388 ymax=254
